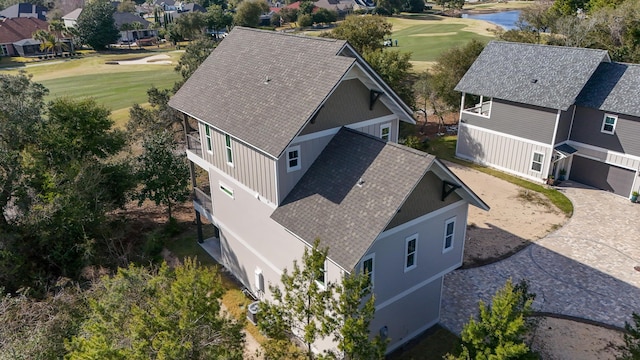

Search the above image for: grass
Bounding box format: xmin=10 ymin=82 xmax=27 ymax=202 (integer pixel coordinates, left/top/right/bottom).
xmin=388 ymin=325 xmax=460 ymax=360
xmin=425 ymin=136 xmax=574 ymax=216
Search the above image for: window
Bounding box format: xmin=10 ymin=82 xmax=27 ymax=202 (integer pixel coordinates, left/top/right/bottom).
xmin=219 ymin=182 xmax=234 ymax=198
xmin=601 ymin=114 xmax=617 ymax=134
xmin=0 ymin=45 xmax=8 ymax=57
xmin=404 ymin=234 xmax=418 ymax=272
xmin=315 ymin=261 xmax=326 ymax=287
xmin=531 ymin=152 xmax=544 ymax=173
xmin=380 ymin=123 xmax=391 ymax=142
xmin=225 ymin=134 xmax=233 ymax=165
xmin=362 ymin=254 xmax=374 ymax=287
xmin=443 ymin=217 xmax=455 ymax=252
xmin=462 ymin=95 xmax=492 ymax=117
xmin=286 ymin=145 xmax=301 ymax=172
xmin=204 ymin=124 xmax=213 ymax=153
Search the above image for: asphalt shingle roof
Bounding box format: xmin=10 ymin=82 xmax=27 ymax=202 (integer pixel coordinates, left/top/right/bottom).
xmin=0 ymin=17 xmax=47 ymax=44
xmin=575 ymin=62 xmax=640 ymax=118
xmin=270 ymin=128 xmax=436 ymax=270
xmin=169 ymin=27 xmax=354 ymax=158
xmin=455 ymin=41 xmax=609 ymax=111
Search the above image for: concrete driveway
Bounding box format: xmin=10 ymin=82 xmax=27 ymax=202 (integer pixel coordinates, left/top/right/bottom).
xmin=441 ymin=181 xmax=640 ymax=334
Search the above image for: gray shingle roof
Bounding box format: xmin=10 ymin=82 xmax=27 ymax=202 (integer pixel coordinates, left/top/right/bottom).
xmin=575 ymin=62 xmax=640 ymax=118
xmin=455 ymin=41 xmax=609 ymax=111
xmin=270 ymin=128 xmax=436 ymax=270
xmin=169 ymin=27 xmax=354 ymax=158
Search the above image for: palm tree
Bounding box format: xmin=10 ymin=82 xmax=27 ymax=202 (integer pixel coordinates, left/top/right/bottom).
xmin=32 ymin=29 xmax=55 ymax=56
xmin=131 ymin=21 xmax=145 ymax=48
xmin=120 ymin=23 xmax=134 ymax=49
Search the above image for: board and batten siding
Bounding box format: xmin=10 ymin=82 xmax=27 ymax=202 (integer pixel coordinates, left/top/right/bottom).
xmin=567 ymin=142 xmax=640 ymax=172
xmin=570 ymin=106 xmax=640 ymax=157
xmin=555 ymin=106 xmax=574 ymax=144
xmin=457 ymin=124 xmax=552 ymax=181
xmin=198 ymin=122 xmax=277 ymax=204
xmin=461 ymin=99 xmax=557 ymax=144
xmin=299 ymin=78 xmax=392 ymax=135
xmin=351 ymin=118 xmax=399 ymax=143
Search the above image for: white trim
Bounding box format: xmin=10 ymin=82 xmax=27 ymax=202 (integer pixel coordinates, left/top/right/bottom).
xmin=273 ymin=160 xmax=280 ymax=205
xmin=567 ymin=105 xmax=577 ymax=139
xmin=204 ymin=124 xmax=213 ymax=154
xmin=347 ymin=114 xmax=398 ymax=131
xmin=443 ymin=217 xmax=456 ymax=253
xmin=461 ymin=96 xmax=492 ymax=118
xmin=460 ymin=122 xmax=554 ymax=149
xmin=376 ymin=263 xmax=457 ymax=311
xmin=380 ymin=122 xmax=391 ymax=142
xmin=225 ymin=133 xmax=234 ymax=166
xmin=404 ymin=234 xmax=418 ymax=272
xmin=187 ymin=149 xmax=210 ymax=170
xmin=601 ymin=113 xmax=618 ymax=135
xmin=219 ymin=181 xmax=234 ymax=199
xmin=566 ymin=140 xmax=640 ymax=166
xmin=385 ymin=318 xmax=440 ymax=354
xmin=361 ymin=253 xmax=375 ymax=288
xmin=530 ymin=151 xmax=544 ymax=173
xmin=208 ymin=163 xmax=277 ymax=209
xmin=212 ymin=216 xmax=283 ymax=276
xmin=551 ymin=109 xmax=561 ymax=145
xmin=377 ymin=200 xmax=466 ymax=239
xmin=290 ymin=114 xmax=399 ymax=145
xmin=291 ymin=127 xmax=340 ymax=145
xmin=286 ymin=145 xmax=301 ymax=172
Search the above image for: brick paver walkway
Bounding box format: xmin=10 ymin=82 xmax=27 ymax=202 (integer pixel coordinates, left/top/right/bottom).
xmin=441 ymin=182 xmax=640 ymax=335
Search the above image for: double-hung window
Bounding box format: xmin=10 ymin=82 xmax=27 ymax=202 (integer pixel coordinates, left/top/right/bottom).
xmin=380 ymin=123 xmax=391 ymax=142
xmin=531 ymin=152 xmax=544 ymax=173
xmin=0 ymin=45 xmax=8 ymax=57
xmin=205 ymin=124 xmax=213 ymax=153
xmin=286 ymin=145 xmax=301 ymax=172
xmin=443 ymin=217 xmax=455 ymax=252
xmin=601 ymin=114 xmax=617 ymax=134
xmin=225 ymin=134 xmax=233 ymax=165
xmin=316 ymin=261 xmax=326 ymax=288
xmin=404 ymin=234 xmax=418 ymax=272
xmin=362 ymin=254 xmax=374 ymax=287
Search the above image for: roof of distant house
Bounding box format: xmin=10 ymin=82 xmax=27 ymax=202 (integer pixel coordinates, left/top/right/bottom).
xmin=62 ymin=8 xmax=82 ymax=20
xmin=179 ymin=3 xmax=205 ymax=12
xmin=575 ymin=62 xmax=640 ymax=118
xmin=455 ymin=41 xmax=610 ymax=111
xmin=0 ymin=17 xmax=48 ymax=44
xmin=169 ymin=27 xmax=413 ymax=159
xmin=0 ymin=3 xmax=47 ymax=20
xmin=113 ymin=12 xmax=151 ymax=28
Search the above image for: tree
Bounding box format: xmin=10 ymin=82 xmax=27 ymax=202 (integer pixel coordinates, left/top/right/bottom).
xmin=617 ymin=313 xmax=640 ymax=360
xmin=446 ymin=279 xmax=537 ymax=360
xmin=233 ymin=0 xmax=269 ymax=28
xmin=175 ymin=11 xmax=207 ymax=41
xmin=435 ymin=0 xmax=464 ymax=12
xmin=323 ymin=15 xmax=392 ymax=53
xmin=206 ymin=4 xmax=233 ymax=35
xmin=363 ymin=49 xmax=414 ymax=108
xmin=550 ymin=0 xmax=589 ymax=16
xmin=117 ymin=0 xmax=136 ymax=12
xmin=405 ymin=0 xmax=425 ymax=13
xmin=173 ymin=37 xmax=217 ymax=90
xmin=66 ymin=259 xmax=245 ymax=359
xmin=76 ymin=0 xmax=120 ymax=50
xmin=413 ymin=71 xmax=446 ymax=133
xmin=431 ymin=39 xmax=485 ymax=110
xmin=33 ymin=29 xmax=56 ymax=55
xmin=374 ymin=0 xmax=403 ymax=15
xmin=299 ymin=0 xmax=315 ymax=14
xmin=136 ymin=130 xmax=190 ymax=220
xmin=312 ymin=8 xmax=337 ymax=25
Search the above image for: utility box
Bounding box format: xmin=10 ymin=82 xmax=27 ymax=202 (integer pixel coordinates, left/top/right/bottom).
xmin=247 ymin=301 xmax=260 ymax=325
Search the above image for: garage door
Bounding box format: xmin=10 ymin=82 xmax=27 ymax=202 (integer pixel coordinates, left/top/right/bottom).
xmin=570 ymin=156 xmax=635 ymax=196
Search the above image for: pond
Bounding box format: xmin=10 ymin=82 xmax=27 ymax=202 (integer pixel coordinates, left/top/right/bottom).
xmin=461 ymin=10 xmax=521 ymax=30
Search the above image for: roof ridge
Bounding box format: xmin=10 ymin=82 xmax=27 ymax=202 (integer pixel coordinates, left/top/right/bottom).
xmin=234 ymin=26 xmax=345 ymax=44
xmin=490 ymin=40 xmax=609 ymax=54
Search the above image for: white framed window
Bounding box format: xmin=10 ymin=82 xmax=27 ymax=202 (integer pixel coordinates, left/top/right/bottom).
xmin=315 ymin=260 xmax=327 ymax=288
xmin=462 ymin=95 xmax=492 ymax=117
xmin=204 ymin=124 xmax=213 ymax=153
xmin=0 ymin=45 xmax=9 ymax=57
xmin=362 ymin=253 xmax=374 ymax=287
xmin=219 ymin=182 xmax=234 ymax=199
xmin=286 ymin=145 xmax=301 ymax=172
xmin=601 ymin=114 xmax=617 ymax=134
xmin=225 ymin=134 xmax=233 ymax=165
xmin=404 ymin=234 xmax=418 ymax=272
xmin=380 ymin=123 xmax=391 ymax=142
xmin=531 ymin=151 xmax=544 ymax=173
xmin=443 ymin=217 xmax=455 ymax=252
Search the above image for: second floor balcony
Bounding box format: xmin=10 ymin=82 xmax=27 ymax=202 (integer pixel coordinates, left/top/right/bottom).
xmin=186 ymin=132 xmax=202 ymax=157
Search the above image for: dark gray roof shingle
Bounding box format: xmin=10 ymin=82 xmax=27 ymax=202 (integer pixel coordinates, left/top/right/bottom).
xmin=169 ymin=27 xmax=354 ymax=158
xmin=270 ymin=128 xmax=436 ymax=270
xmin=455 ymin=41 xmax=609 ymax=111
xmin=575 ymin=62 xmax=640 ymax=118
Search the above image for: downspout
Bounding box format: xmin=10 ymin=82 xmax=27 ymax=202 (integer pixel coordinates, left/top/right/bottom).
xmin=550 ymin=109 xmax=561 ymax=178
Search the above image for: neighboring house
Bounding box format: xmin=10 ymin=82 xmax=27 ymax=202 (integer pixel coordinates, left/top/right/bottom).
xmin=0 ymin=17 xmax=48 ymax=57
xmin=62 ymin=7 xmax=82 ymax=28
xmin=455 ymin=41 xmax=640 ymax=198
xmin=113 ymin=12 xmax=155 ymax=43
xmin=0 ymin=3 xmax=47 ymax=20
xmin=169 ymin=27 xmax=488 ymax=354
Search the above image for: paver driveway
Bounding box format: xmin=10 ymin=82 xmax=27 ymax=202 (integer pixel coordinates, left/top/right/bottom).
xmin=441 ymin=182 xmax=640 ymax=335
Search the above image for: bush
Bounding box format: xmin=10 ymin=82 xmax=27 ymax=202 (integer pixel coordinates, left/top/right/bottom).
xmin=297 ymin=13 xmax=313 ymax=27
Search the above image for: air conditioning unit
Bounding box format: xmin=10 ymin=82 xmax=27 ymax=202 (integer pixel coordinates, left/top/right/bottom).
xmin=247 ymin=301 xmax=260 ymax=325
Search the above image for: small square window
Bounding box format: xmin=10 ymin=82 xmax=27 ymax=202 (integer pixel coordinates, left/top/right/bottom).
xmin=219 ymin=182 xmax=234 ymax=198
xmin=405 ymin=234 xmax=418 ymax=272
xmin=443 ymin=218 xmax=455 ymax=252
xmin=601 ymin=114 xmax=617 ymax=134
xmin=286 ymin=145 xmax=301 ymax=172
xmin=531 ymin=152 xmax=544 ymax=173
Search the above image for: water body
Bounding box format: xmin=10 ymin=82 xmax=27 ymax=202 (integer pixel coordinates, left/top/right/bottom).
xmin=461 ymin=10 xmax=521 ymax=30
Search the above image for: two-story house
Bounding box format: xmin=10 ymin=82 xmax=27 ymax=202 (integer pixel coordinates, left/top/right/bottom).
xmin=455 ymin=41 xmax=640 ymax=198
xmin=169 ymin=27 xmax=488 ymax=353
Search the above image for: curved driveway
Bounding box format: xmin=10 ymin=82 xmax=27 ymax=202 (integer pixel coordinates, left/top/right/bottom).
xmin=441 ymin=182 xmax=640 ymax=334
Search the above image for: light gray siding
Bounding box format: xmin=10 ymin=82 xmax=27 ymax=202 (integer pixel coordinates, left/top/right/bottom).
xmin=300 ymin=79 xmax=392 ymax=135
xmin=198 ymin=122 xmax=277 ymax=203
xmin=351 ymin=118 xmax=399 ymax=143
xmin=276 ymin=133 xmax=334 ymax=204
xmin=367 ymin=200 xmax=468 ymax=307
xmin=461 ymin=99 xmax=557 ymax=144
xmin=570 ymin=106 xmax=640 ymax=157
xmin=457 ymin=123 xmax=552 ymax=181
xmin=569 ymin=155 xmax=636 ymax=196
xmin=385 ymin=171 xmax=462 ymax=231
xmin=555 ymin=106 xmax=573 ymax=144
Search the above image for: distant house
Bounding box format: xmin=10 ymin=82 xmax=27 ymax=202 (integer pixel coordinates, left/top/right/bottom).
xmin=455 ymin=41 xmax=640 ymax=198
xmin=113 ymin=12 xmax=157 ymax=43
xmin=0 ymin=3 xmax=47 ymax=21
xmin=169 ymin=27 xmax=488 ymax=354
xmin=0 ymin=17 xmax=48 ymax=57
xmin=62 ymin=8 xmax=82 ymax=28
